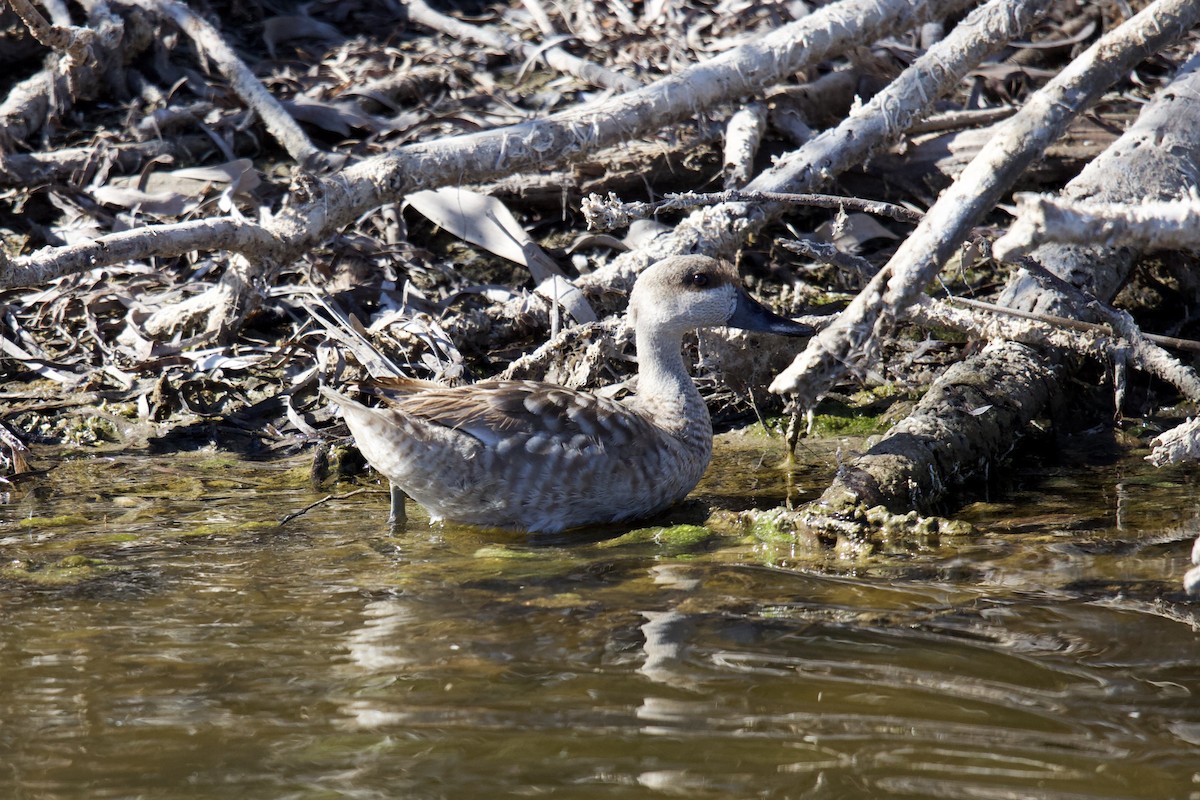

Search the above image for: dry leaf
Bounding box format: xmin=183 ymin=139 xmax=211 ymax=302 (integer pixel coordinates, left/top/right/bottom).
xmin=407 ymin=187 xmax=597 ymax=324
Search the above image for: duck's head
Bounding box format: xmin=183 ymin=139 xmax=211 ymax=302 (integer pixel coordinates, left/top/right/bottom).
xmin=629 ymin=255 xmax=814 ymax=337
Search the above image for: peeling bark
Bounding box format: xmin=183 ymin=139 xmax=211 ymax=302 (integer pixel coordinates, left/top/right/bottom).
xmin=811 ymin=46 xmax=1200 ymax=518
xmin=579 ymin=0 xmax=1043 ymax=295
xmin=768 ymin=0 xmax=1200 ymax=403
xmin=1 ymin=0 xmax=973 ymax=343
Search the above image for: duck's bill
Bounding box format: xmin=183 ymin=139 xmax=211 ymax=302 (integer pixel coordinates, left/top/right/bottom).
xmin=727 ymin=290 xmax=814 ymax=337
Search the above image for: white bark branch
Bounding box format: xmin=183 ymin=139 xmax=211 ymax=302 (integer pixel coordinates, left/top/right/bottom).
xmin=9 ymin=218 xmax=278 ymax=288
xmin=1 ymin=0 xmax=968 ymax=293
xmin=578 ymin=0 xmax=1040 ymax=295
xmin=769 ymin=0 xmax=1200 ymax=401
xmin=994 ymin=191 xmax=1200 ymax=260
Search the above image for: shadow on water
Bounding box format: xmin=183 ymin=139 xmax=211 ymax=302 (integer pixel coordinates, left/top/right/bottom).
xmin=1 ymin=434 xmax=1199 ymax=799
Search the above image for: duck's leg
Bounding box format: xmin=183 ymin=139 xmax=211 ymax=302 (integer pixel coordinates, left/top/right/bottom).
xmin=388 ymin=481 xmax=407 ymax=526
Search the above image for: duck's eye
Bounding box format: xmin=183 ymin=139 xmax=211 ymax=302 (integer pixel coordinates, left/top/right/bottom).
xmin=688 ymin=272 xmax=710 ymax=287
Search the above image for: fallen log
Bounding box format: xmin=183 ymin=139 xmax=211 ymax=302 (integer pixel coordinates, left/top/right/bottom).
xmin=810 ymin=44 xmax=1200 ymax=518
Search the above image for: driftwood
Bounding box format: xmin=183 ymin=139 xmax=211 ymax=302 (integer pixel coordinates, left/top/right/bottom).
xmin=768 ymin=0 xmax=1200 ymax=403
xmin=995 ymin=192 xmax=1200 ymax=257
xmin=579 ymin=0 xmax=1040 ymax=293
xmin=1 ymin=0 xmax=965 ymax=307
xmin=809 ymin=44 xmax=1200 ymax=517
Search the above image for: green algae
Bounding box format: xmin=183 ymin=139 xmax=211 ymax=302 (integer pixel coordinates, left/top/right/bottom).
xmin=1 ymin=554 xmax=117 ymax=586
xmin=180 ymin=520 xmax=279 ymax=538
xmin=523 ymin=592 xmax=587 ymax=609
xmin=742 ymin=504 xmax=974 ymax=567
xmin=809 ymin=411 xmax=890 ymax=437
xmin=601 ymin=524 xmax=715 ymax=549
xmin=746 ymin=509 xmax=802 ymax=545
xmin=17 ymin=514 xmax=90 ymax=529
xmin=473 ymin=545 xmax=542 ymax=560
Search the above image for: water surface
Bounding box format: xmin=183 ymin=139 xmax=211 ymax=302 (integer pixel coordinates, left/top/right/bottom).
xmin=2 ymin=434 xmax=1198 ymax=798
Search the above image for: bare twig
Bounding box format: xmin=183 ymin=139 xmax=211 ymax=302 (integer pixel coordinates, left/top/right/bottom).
xmin=6 ymin=0 xmax=93 ymax=60
xmin=781 ymin=237 xmax=1121 ymax=358
xmin=948 ymin=295 xmax=1200 ymax=355
xmin=127 ymin=0 xmax=328 ymax=169
xmin=778 ymin=238 xmax=877 ymax=279
xmin=994 ymin=191 xmax=1200 ymax=260
xmin=279 ymin=488 xmax=379 ymax=526
xmin=906 ymin=105 xmax=1017 ymax=134
xmin=585 ymin=190 xmax=924 ymax=229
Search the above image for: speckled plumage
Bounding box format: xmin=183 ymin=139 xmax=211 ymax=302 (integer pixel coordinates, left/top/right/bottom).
xmin=326 ymin=255 xmax=812 ymax=533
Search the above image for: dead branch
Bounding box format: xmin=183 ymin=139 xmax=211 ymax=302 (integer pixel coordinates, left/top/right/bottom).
xmin=948 ymin=295 xmax=1200 ymax=356
xmin=0 ymin=134 xmax=248 ymax=188
xmin=579 ymin=0 xmax=1042 ymax=297
xmin=126 ymin=0 xmax=328 ymax=170
xmin=7 ymin=0 xmax=93 ymax=59
xmin=8 ymin=217 xmax=278 ymax=289
xmin=586 ymin=190 xmax=924 ymax=229
xmin=790 ymin=239 xmax=1119 ymax=358
xmin=482 ymin=121 xmax=722 ymax=208
xmin=722 ymin=102 xmax=768 ymax=190
xmin=769 ymin=0 xmax=1200 ymax=402
xmin=807 ymin=42 xmax=1200 ymax=516
xmin=994 ymin=191 xmax=1200 ymax=259
xmin=1 ymin=0 xmax=971 ymax=343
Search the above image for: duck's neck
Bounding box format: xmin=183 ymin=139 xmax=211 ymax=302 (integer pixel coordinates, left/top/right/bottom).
xmin=632 ymin=325 xmax=712 ymax=441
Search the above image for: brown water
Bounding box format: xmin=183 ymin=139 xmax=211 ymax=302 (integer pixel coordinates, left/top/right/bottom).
xmin=2 ymin=434 xmax=1199 ymax=799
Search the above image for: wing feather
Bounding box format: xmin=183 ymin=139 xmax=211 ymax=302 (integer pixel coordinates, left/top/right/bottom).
xmin=382 ymin=379 xmax=647 ymax=450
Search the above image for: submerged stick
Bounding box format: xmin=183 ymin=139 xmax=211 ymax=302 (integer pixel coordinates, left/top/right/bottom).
xmin=279 ymin=488 xmax=378 ymax=526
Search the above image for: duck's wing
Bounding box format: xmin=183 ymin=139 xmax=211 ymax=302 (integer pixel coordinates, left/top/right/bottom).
xmin=366 ymin=375 xmax=443 ymax=395
xmin=390 ymin=379 xmax=645 ymax=449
